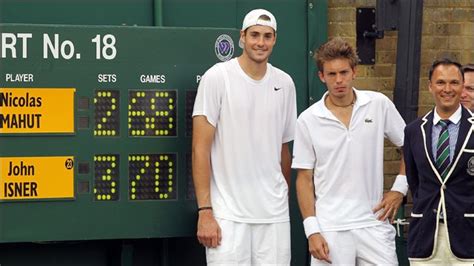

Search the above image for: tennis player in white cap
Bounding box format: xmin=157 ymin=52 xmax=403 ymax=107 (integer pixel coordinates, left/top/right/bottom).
xmin=192 ymin=8 xmax=297 ymax=265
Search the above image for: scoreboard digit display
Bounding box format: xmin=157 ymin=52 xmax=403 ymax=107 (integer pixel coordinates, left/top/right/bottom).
xmin=0 ymin=24 xmax=239 ymax=243
xmin=128 ymin=90 xmax=177 ymax=137
xmin=128 ymin=153 xmax=176 ymax=200
xmin=94 ymin=154 xmax=119 ymax=201
xmin=94 ymin=90 xmax=120 ymax=137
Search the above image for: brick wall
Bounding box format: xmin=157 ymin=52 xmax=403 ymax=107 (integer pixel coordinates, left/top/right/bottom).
xmin=419 ymin=1 xmax=474 ymax=114
xmin=326 ymin=0 xmax=474 ymax=221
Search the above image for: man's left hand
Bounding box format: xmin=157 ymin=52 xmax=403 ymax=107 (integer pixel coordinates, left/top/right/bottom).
xmin=373 ymin=191 xmax=403 ymax=223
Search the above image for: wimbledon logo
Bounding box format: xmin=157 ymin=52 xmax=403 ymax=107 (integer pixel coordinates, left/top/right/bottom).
xmin=215 ymin=34 xmax=234 ymax=62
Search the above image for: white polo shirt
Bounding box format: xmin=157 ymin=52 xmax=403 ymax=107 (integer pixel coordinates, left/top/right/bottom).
xmin=292 ymin=88 xmax=405 ymax=231
xmin=193 ymin=58 xmax=297 ymax=223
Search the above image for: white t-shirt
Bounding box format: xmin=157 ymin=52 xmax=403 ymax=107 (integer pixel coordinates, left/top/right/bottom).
xmin=193 ymin=58 xmax=297 ymax=223
xmin=292 ymin=89 xmax=405 ymax=231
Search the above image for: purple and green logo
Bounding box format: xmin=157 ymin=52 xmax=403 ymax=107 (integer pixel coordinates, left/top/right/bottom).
xmin=215 ymin=34 xmax=234 ymax=62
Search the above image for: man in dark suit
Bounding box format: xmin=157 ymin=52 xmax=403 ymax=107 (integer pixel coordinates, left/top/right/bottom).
xmin=404 ymin=58 xmax=474 ymax=265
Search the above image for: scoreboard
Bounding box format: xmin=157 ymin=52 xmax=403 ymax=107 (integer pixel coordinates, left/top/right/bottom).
xmin=0 ymin=24 xmax=239 ymax=242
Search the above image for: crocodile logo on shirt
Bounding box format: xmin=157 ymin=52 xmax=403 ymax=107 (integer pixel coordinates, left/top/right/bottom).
xmin=365 ymin=118 xmax=373 ymax=123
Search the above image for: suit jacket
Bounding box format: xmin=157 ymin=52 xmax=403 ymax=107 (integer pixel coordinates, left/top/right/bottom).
xmin=404 ymin=106 xmax=474 ymax=259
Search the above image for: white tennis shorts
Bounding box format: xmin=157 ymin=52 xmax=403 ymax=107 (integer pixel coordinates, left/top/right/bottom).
xmin=311 ymin=223 xmax=398 ymax=265
xmin=206 ymin=218 xmax=291 ymax=266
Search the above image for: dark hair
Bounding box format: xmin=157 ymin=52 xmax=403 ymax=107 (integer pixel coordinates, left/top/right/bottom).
xmin=314 ymin=37 xmax=359 ymax=72
xmin=428 ymin=58 xmax=463 ymax=81
xmin=462 ymin=64 xmax=474 ymax=74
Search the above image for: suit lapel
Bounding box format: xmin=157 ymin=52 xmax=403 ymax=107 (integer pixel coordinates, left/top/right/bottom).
xmin=421 ymin=111 xmax=435 ymax=164
xmin=445 ymin=107 xmax=474 ymax=182
xmin=453 ymin=107 xmax=472 ymax=157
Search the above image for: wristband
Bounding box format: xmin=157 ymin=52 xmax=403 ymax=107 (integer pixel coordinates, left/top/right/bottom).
xmin=390 ymin=174 xmax=408 ymax=196
xmin=197 ymin=206 xmax=213 ymax=212
xmin=303 ymin=216 xmax=321 ymax=238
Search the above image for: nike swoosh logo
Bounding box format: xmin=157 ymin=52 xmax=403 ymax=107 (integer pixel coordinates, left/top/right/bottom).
xmin=274 ymin=87 xmax=282 ymax=91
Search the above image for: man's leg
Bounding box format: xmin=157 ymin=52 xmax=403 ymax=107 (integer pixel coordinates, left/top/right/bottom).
xmin=354 ymin=223 xmax=398 ymax=265
xmin=310 ymin=230 xmax=356 ymax=266
xmin=206 ymin=218 xmax=251 ymax=266
xmin=410 ymin=223 xmax=474 ymax=266
xmin=251 ymin=222 xmax=291 ymax=266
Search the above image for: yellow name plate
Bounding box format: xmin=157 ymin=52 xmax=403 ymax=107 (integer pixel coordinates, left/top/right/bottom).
xmin=0 ymin=88 xmax=75 ymax=134
xmin=0 ymin=156 xmax=74 ymax=200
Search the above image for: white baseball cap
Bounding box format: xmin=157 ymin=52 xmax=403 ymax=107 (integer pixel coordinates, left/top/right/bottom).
xmin=239 ymin=9 xmax=277 ymax=48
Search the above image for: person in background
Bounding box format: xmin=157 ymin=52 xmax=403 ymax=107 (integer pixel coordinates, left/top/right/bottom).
xmin=460 ymin=63 xmax=474 ymax=111
xmin=404 ymin=58 xmax=474 ymax=265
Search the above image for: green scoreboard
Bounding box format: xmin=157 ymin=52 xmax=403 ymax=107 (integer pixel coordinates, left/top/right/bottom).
xmin=0 ymin=24 xmax=239 ymax=242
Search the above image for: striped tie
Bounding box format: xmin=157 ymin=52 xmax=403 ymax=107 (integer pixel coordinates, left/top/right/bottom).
xmin=436 ymin=119 xmax=451 ymax=179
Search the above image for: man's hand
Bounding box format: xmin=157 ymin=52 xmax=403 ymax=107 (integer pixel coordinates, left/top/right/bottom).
xmin=197 ymin=210 xmax=221 ymax=248
xmin=308 ymin=233 xmax=332 ymax=264
xmin=373 ymin=191 xmax=404 ymax=223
